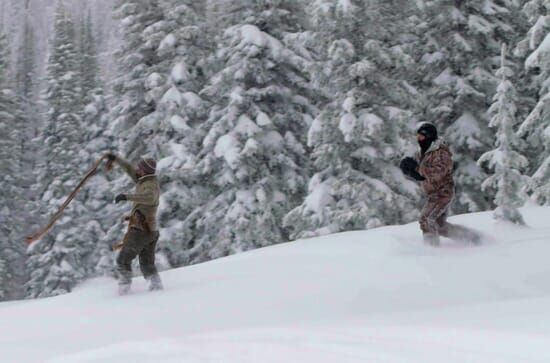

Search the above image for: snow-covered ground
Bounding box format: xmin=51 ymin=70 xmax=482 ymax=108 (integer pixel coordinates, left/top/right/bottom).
xmin=2 ymin=207 xmax=550 ymax=363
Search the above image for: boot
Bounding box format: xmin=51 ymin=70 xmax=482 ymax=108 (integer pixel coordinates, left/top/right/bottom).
xmin=443 ymin=223 xmax=482 ymax=244
xmin=147 ymin=273 xmax=163 ymax=291
xmin=118 ymin=283 xmax=131 ymax=296
xmin=470 ymin=232 xmax=481 ymax=244
xmin=423 ymin=232 xmax=440 ymax=246
xmin=117 ymin=269 xmax=132 ymax=295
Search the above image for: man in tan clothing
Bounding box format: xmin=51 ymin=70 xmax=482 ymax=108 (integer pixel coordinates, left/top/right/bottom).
xmin=107 ymin=153 xmax=163 ymax=294
xmin=400 ymin=123 xmax=480 ymax=246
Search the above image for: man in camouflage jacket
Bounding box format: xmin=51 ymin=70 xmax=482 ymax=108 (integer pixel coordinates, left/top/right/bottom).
xmin=400 ymin=123 xmax=480 ymax=246
xmin=107 ymin=153 xmax=163 ymax=294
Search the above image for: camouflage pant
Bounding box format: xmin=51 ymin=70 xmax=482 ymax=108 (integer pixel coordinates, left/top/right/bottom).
xmin=420 ymin=192 xmax=477 ymax=242
xmin=116 ymin=228 xmax=160 ymax=285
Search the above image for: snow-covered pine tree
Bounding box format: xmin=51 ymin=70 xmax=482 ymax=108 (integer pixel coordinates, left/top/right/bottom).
xmin=142 ymin=1 xmax=211 ymax=266
xmin=517 ymin=0 xmax=550 ymax=204
xmin=108 ymin=0 xmax=180 ymax=269
xmin=415 ymin=0 xmax=523 ymax=213
xmin=110 ymin=0 xmax=165 ymax=159
xmin=0 ymin=36 xmax=13 ymax=301
xmin=80 ymin=92 xmax=121 ymax=278
xmin=14 ymin=0 xmax=39 ymax=218
xmin=0 ymin=102 xmax=28 ymax=300
xmin=0 ymin=30 xmax=9 ymax=95
xmin=16 ymin=7 xmax=36 ymax=102
xmin=0 ymin=256 xmax=6 ymax=301
xmin=0 ymin=30 xmax=28 ymax=300
xmin=3 ymin=0 xmax=25 ymax=70
xmin=79 ymin=9 xmax=100 ymax=104
xmin=26 ymin=3 xmax=88 ymax=298
xmin=284 ymin=0 xmax=420 ymax=239
xmin=180 ymin=0 xmax=315 ymax=262
xmin=107 ymin=0 xmax=185 ymax=273
xmin=479 ymin=44 xmax=530 ymax=224
xmin=77 ymin=15 xmax=120 ymax=279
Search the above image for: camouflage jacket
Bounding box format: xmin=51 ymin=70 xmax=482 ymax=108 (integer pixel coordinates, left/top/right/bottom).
xmin=415 ymin=139 xmax=455 ymax=196
xmin=116 ymin=157 xmax=160 ymax=231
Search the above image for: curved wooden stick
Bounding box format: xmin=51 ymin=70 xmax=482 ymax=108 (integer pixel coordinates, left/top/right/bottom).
xmin=26 ymin=155 xmax=112 ymax=245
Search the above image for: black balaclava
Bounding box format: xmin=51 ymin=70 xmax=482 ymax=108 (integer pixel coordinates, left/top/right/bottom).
xmin=417 ymin=123 xmax=438 ymax=155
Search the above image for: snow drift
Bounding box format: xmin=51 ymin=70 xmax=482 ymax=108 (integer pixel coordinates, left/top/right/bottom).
xmin=2 ymin=207 xmax=550 ymax=362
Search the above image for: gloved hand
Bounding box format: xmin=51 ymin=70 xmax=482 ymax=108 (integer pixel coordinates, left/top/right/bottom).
xmin=106 ymin=153 xmax=117 ymax=162
xmin=399 ymin=157 xmax=418 ymax=175
xmin=400 ymin=157 xmax=426 ymax=181
xmin=408 ymin=169 xmax=426 ymax=181
xmin=115 ymin=194 xmax=127 ymax=204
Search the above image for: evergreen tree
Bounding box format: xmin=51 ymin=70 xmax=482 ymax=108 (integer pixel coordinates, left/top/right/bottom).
xmin=0 ymin=31 xmax=8 ymax=86
xmin=26 ymin=3 xmax=87 ymax=298
xmin=16 ymin=12 xmax=36 ymax=102
xmin=76 ymin=8 xmax=117 ymax=278
xmin=80 ymin=91 xmax=123 ymax=279
xmin=284 ymin=0 xmax=420 ymax=239
xmin=79 ymin=9 xmax=100 ymax=103
xmin=14 ymin=0 xmax=38 ymax=214
xmin=517 ymin=0 xmax=550 ymax=204
xmin=415 ymin=0 xmax=523 ymax=213
xmin=109 ymin=0 xmax=165 ymax=159
xmin=77 ymin=10 xmax=115 ymax=274
xmin=0 ymin=256 xmax=6 ymax=300
xmin=0 ymin=90 xmax=28 ymax=300
xmin=3 ymin=0 xmax=25 ymax=75
xmin=181 ymin=0 xmax=315 ymax=262
xmin=479 ymin=44 xmax=530 ymax=224
xmin=108 ymin=0 xmax=174 ymax=269
xmin=144 ymin=1 xmax=211 ymax=266
xmin=0 ymin=30 xmax=27 ymax=300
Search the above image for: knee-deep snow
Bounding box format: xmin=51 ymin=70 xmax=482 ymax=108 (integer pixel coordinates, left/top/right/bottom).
xmin=2 ymin=207 xmax=550 ymax=362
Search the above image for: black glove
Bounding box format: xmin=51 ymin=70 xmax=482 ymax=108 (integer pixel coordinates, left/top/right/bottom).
xmin=106 ymin=153 xmax=117 ymax=162
xmin=400 ymin=157 xmax=426 ymax=181
xmin=115 ymin=194 xmax=127 ymax=204
xmin=400 ymin=157 xmax=418 ymax=175
xmin=408 ymin=169 xmax=426 ymax=181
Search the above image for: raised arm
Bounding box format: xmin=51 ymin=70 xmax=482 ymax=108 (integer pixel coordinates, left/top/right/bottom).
xmin=107 ymin=154 xmax=138 ymax=183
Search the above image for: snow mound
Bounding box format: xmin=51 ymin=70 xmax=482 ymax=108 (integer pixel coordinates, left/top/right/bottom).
xmin=2 ymin=207 xmax=550 ymax=362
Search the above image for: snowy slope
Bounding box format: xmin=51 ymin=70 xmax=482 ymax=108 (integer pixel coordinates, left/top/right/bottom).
xmin=2 ymin=207 xmax=550 ymax=363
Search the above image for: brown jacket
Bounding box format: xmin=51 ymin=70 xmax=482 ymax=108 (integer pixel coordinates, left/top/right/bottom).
xmin=416 ymin=139 xmax=455 ymax=196
xmin=116 ymin=157 xmax=160 ymax=231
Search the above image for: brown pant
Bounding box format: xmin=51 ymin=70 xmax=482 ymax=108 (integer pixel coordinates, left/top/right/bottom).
xmin=117 ymin=228 xmax=160 ymax=284
xmin=420 ymin=193 xmax=478 ymax=241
